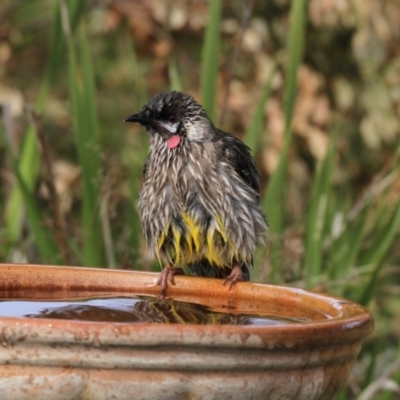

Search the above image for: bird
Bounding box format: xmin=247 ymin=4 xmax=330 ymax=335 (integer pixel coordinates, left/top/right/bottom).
xmin=125 ymin=91 xmax=267 ymax=295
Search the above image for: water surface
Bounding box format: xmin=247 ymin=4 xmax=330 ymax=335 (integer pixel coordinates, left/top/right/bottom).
xmin=0 ymin=296 xmax=309 ymax=325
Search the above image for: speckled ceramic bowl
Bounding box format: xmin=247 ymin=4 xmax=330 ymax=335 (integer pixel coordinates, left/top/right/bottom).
xmin=0 ymin=263 xmax=373 ymax=400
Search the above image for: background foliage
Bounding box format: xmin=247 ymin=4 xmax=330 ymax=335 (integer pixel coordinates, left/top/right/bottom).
xmin=0 ymin=1 xmax=399 ymax=398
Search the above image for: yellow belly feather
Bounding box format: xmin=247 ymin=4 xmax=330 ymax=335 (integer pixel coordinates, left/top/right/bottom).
xmin=156 ymin=213 xmax=239 ymax=267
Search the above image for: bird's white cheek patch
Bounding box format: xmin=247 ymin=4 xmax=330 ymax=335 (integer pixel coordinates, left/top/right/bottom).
xmin=167 ymin=135 xmax=181 ymax=149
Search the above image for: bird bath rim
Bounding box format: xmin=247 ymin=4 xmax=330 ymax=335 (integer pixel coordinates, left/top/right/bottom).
xmin=0 ymin=263 xmax=373 ymax=349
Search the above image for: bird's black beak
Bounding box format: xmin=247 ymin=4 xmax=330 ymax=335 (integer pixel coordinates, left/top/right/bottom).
xmin=124 ymin=111 xmax=155 ymax=127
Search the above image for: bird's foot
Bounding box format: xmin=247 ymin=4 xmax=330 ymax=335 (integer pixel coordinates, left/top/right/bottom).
xmin=157 ymin=265 xmax=185 ymax=296
xmin=223 ymin=265 xmax=245 ymax=290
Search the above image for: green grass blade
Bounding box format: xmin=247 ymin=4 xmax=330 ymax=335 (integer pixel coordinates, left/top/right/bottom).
xmin=357 ymin=196 xmax=400 ymax=305
xmin=262 ymin=0 xmax=306 ymax=277
xmin=247 ymin=66 xmax=276 ymax=280
xmin=4 ymin=0 xmax=84 ymax=248
xmin=326 ymin=213 xmax=367 ymax=298
xmin=332 ymin=390 xmax=346 ymax=400
xmin=79 ymin=24 xmax=101 ymax=170
xmin=359 ymin=200 xmax=400 ymax=267
xmin=169 ymin=58 xmax=184 ymax=92
xmin=65 ymin=19 xmax=103 ymax=267
xmin=201 ymin=0 xmax=222 ymax=121
xmin=243 ymin=65 xmax=276 ymax=153
xmin=4 ymin=129 xmax=40 ymax=242
xmin=283 ymin=0 xmax=306 ymax=125
xmin=261 ymin=131 xmax=290 ymax=277
xmin=1 ymin=121 xmax=59 ymax=261
xmin=79 ymin=23 xmax=103 ymax=266
xmin=263 ymin=0 xmax=306 ymax=227
xmin=360 ymin=342 xmax=380 ymax=391
xmin=329 ymin=209 xmax=367 ymax=282
xmin=304 ymin=137 xmax=336 ymax=285
xmin=38 ymin=0 xmax=84 ymax=107
xmin=123 ymin=36 xmax=150 ymax=268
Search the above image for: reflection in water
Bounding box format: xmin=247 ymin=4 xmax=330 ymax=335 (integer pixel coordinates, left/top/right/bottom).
xmin=0 ymin=296 xmax=307 ymax=325
xmin=28 ymin=297 xmax=251 ymax=325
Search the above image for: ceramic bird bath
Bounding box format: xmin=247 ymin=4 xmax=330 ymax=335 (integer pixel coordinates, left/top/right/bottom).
xmin=0 ymin=263 xmax=373 ymax=400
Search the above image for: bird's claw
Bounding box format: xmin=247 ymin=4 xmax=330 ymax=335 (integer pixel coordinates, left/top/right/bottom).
xmin=157 ymin=266 xmax=185 ymax=296
xmin=223 ymin=265 xmax=245 ymax=290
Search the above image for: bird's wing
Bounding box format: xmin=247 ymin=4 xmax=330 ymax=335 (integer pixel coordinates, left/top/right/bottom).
xmin=215 ymin=129 xmax=261 ymax=193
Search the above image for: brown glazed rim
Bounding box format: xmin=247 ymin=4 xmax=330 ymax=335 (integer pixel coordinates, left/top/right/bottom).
xmin=0 ymin=263 xmax=373 ymax=349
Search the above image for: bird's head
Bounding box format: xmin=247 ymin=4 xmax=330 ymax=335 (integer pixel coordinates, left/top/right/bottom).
xmin=125 ymin=91 xmax=213 ymax=149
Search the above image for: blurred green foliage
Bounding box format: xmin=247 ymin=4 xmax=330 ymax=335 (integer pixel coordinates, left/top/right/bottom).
xmin=0 ymin=1 xmax=400 ymax=398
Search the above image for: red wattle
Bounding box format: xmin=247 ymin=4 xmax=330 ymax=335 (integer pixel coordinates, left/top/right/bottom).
xmin=167 ymin=135 xmax=181 ymax=149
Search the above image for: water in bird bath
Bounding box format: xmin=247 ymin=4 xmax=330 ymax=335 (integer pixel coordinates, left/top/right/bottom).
xmin=0 ymin=295 xmax=309 ymax=325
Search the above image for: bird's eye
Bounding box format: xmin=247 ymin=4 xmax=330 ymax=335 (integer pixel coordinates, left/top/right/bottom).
xmin=168 ymin=116 xmax=177 ymax=124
